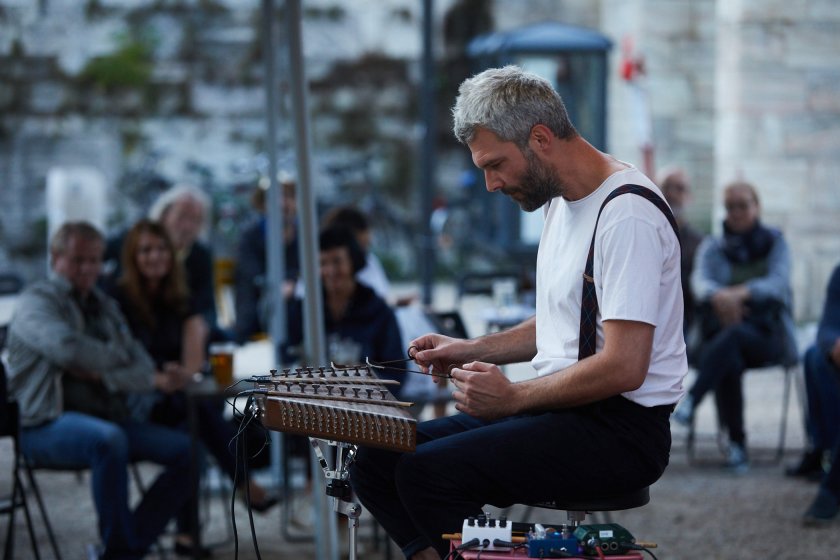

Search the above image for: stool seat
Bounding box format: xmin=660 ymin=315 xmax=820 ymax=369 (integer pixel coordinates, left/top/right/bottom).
xmin=531 ymin=486 xmax=650 ymax=512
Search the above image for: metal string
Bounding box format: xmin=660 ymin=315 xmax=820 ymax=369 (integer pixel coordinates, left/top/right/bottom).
xmin=365 ymin=356 xmax=452 ymax=380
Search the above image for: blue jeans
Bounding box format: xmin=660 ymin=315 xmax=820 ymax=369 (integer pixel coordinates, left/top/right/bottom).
xmin=350 ymin=397 xmax=672 ymax=558
xmin=21 ymin=412 xmax=193 ymax=559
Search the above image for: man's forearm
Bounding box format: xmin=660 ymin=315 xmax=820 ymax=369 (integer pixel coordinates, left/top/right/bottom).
xmin=473 ymin=316 xmax=537 ymax=365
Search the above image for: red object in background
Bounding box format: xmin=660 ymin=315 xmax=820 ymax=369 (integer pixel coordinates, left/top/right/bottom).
xmin=620 ymin=35 xmax=646 ymax=82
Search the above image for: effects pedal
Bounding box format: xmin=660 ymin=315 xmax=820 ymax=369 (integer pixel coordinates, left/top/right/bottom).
xmin=527 ymin=524 xmax=580 ymax=558
xmin=573 ymin=523 xmax=636 ymax=556
xmin=461 ymin=512 xmax=513 ymax=551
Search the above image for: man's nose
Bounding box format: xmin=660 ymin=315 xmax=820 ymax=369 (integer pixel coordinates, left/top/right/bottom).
xmin=484 ymin=170 xmax=503 ymax=192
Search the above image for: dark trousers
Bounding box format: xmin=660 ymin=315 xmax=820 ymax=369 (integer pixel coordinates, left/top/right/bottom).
xmin=801 ymin=345 xmax=840 ymax=495
xmin=350 ymin=396 xmax=672 ymax=558
xmin=689 ymin=322 xmax=784 ymax=447
xmin=802 ymin=345 xmax=840 ymax=452
xmin=151 ymin=393 xmax=245 ymax=534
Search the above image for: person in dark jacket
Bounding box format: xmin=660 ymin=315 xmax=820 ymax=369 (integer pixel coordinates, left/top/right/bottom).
xmin=282 ymin=226 xmax=404 ymax=396
xmin=233 ymin=178 xmax=299 ymax=343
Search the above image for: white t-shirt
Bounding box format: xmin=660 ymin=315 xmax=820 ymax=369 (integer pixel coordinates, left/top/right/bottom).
xmin=531 ymin=167 xmax=687 ymax=407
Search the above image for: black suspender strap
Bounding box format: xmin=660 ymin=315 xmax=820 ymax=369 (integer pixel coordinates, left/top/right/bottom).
xmin=577 ymin=184 xmax=681 ymax=360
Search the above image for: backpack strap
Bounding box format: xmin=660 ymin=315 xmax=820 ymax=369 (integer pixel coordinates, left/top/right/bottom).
xmin=578 ymin=184 xmax=681 ymax=360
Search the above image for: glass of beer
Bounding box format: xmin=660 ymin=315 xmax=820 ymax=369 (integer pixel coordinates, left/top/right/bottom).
xmin=209 ymin=342 xmax=236 ymax=387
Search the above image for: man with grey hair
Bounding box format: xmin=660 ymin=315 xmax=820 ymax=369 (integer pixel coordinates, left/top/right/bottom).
xmin=6 ymin=221 xmax=193 ymax=559
xmin=350 ymin=66 xmax=687 ymax=559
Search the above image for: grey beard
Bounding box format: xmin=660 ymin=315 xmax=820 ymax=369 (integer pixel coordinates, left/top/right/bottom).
xmin=516 ymin=151 xmax=563 ymax=212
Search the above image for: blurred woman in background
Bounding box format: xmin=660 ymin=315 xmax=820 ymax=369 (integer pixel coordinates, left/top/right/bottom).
xmin=111 ymin=219 xmax=276 ymax=556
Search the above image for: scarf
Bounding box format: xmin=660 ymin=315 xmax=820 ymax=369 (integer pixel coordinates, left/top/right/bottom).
xmin=721 ymin=220 xmax=776 ymax=265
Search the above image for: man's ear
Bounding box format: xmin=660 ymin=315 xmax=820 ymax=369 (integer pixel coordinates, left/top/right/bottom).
xmin=529 ymin=124 xmax=553 ymax=151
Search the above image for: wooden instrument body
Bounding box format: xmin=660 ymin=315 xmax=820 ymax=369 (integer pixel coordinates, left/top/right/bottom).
xmin=252 ymin=365 xmax=417 ymax=452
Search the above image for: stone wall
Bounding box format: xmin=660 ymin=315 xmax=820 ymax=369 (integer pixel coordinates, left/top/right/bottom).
xmin=601 ymin=0 xmax=716 ymax=229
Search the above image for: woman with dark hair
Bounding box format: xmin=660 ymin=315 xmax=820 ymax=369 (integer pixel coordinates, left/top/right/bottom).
xmin=283 ymin=226 xmax=405 ymax=395
xmin=111 ymin=219 xmax=276 ymax=556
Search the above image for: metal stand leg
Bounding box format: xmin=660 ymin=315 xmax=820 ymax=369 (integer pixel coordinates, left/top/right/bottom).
xmin=311 ymin=439 xmax=363 ymax=560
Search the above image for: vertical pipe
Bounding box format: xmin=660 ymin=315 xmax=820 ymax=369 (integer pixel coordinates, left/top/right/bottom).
xmin=260 ymin=0 xmax=287 ymax=353
xmin=420 ymin=0 xmax=437 ymax=306
xmin=284 ymin=2 xmax=335 ymax=559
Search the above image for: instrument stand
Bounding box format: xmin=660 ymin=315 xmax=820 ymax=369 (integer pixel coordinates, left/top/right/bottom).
xmin=310 ymin=438 xmax=363 ymax=560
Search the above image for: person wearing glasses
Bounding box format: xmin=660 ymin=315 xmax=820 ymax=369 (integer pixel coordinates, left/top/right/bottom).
xmin=673 ymin=180 xmax=797 ymax=473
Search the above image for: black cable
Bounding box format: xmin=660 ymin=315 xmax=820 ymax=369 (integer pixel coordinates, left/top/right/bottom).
xmin=242 ymin=396 xmax=262 ymax=560
xmin=231 ymin=406 xmax=241 ymax=560
xmin=442 ymin=538 xmax=480 ymax=560
xmin=622 ymin=543 xmax=659 ymax=560
xmin=228 ymin=390 xmax=270 ymax=560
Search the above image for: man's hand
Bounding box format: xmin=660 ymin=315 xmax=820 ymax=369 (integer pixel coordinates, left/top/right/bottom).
xmin=154 ymin=362 xmax=195 ymax=393
xmin=410 ymin=333 xmax=476 ymax=384
xmin=711 ymin=285 xmax=749 ymax=326
xmin=450 ymin=361 xmax=517 ymax=419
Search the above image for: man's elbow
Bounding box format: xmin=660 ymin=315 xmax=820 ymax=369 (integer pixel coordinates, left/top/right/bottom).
xmin=613 ymin=362 xmax=649 ymax=393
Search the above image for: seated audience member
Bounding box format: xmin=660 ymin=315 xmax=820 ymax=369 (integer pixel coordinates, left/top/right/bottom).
xmin=109 ymin=219 xmax=277 ymax=549
xmin=233 ymin=177 xmax=300 ymax=344
xmin=790 ymin=263 xmax=840 ymax=525
xmin=321 ymin=205 xmax=416 ymax=306
xmin=6 ymin=221 xmax=192 ymax=559
xmin=105 ymin=183 xmax=225 ymax=341
xmin=657 ymin=166 xmax=704 ymax=337
xmin=321 ymin=205 xmax=391 ymax=300
xmin=673 ymin=180 xmax=797 ymax=473
xmin=283 ymin=226 xmax=404 ymax=396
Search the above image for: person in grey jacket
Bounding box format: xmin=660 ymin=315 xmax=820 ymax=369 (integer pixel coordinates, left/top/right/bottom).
xmin=6 ymin=221 xmax=193 ymax=560
xmin=674 ymin=180 xmax=797 ymax=474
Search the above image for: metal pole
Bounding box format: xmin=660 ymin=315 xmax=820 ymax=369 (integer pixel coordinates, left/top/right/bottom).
xmin=284 ymin=2 xmax=335 ymax=559
xmin=420 ymin=0 xmax=437 ymax=306
xmin=261 ymin=0 xmax=287 ymax=352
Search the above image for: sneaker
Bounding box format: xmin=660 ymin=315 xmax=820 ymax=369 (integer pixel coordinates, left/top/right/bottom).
xmin=786 ymin=449 xmax=826 ymax=482
xmin=803 ymin=488 xmax=839 ymax=527
xmin=672 ymin=395 xmax=695 ymax=426
xmin=725 ymin=443 xmax=749 ymax=474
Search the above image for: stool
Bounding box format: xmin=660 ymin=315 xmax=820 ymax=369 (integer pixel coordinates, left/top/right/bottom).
xmin=524 ymin=485 xmax=650 ymax=527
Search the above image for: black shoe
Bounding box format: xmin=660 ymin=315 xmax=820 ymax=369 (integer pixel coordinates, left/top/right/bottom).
xmin=174 ymin=541 xmax=213 ymax=558
xmin=786 ymin=449 xmax=825 ymax=481
xmin=803 ymin=488 xmax=840 ymax=527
